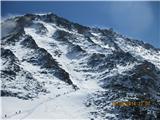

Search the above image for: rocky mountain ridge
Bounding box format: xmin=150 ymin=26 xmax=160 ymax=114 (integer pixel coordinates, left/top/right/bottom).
xmin=1 ymin=13 xmax=160 ymax=119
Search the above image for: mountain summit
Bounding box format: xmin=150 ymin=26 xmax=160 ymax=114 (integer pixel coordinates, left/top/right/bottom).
xmin=1 ymin=13 xmax=160 ymax=119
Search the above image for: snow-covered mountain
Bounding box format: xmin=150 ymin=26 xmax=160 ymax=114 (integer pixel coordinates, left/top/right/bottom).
xmin=1 ymin=13 xmax=160 ymax=120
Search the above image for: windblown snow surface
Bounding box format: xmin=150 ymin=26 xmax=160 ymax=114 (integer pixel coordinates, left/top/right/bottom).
xmin=1 ymin=13 xmax=160 ymax=120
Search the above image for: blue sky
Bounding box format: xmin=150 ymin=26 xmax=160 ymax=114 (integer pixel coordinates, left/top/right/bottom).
xmin=1 ymin=1 xmax=160 ymax=48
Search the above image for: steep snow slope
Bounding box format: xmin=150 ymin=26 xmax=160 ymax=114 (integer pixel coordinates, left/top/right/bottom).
xmin=1 ymin=13 xmax=160 ymax=120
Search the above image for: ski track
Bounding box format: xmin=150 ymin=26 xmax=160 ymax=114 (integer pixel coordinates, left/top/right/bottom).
xmin=2 ymin=90 xmax=76 ymax=120
xmin=19 ymin=90 xmax=76 ymax=120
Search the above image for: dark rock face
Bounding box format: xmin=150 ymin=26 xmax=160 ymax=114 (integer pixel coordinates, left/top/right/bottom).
xmin=25 ymin=47 xmax=58 ymax=68
xmin=1 ymin=90 xmax=18 ymax=97
xmin=20 ymin=35 xmax=38 ymax=49
xmin=41 ymin=13 xmax=90 ymax=33
xmin=54 ymin=68 xmax=73 ymax=85
xmin=88 ymin=89 xmax=160 ymax=119
xmin=90 ymin=61 xmax=160 ymax=120
xmin=1 ymin=48 xmax=20 ymax=76
xmin=53 ymin=30 xmax=75 ymax=42
xmin=87 ymin=51 xmax=136 ymax=72
xmin=87 ymin=53 xmax=106 ymax=68
xmin=30 ymin=22 xmax=48 ymax=35
xmin=73 ymin=23 xmax=90 ymax=34
xmin=1 ymin=31 xmax=24 ymax=46
xmin=1 ymin=48 xmax=45 ymax=99
xmin=22 ymin=46 xmax=73 ymax=84
xmin=101 ymin=61 xmax=160 ymax=90
xmin=66 ymin=44 xmax=86 ymax=59
xmin=15 ymin=14 xmax=36 ymax=27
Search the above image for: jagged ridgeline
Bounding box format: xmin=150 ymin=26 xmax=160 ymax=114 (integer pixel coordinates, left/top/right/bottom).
xmin=1 ymin=13 xmax=160 ymax=119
